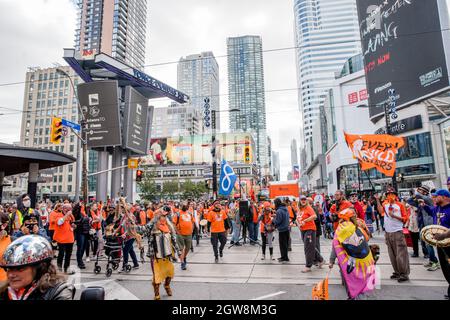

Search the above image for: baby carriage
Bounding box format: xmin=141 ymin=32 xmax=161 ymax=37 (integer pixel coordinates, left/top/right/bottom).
xmin=93 ymin=235 xmax=131 ymax=277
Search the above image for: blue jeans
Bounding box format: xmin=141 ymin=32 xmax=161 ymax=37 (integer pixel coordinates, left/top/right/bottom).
xmin=75 ymin=233 xmax=87 ymax=267
xmin=248 ymin=222 xmax=259 ymax=243
xmin=231 ymin=220 xmax=240 ymax=243
xmin=426 ymin=243 xmax=438 ymax=263
xmin=123 ymin=238 xmax=139 ymax=267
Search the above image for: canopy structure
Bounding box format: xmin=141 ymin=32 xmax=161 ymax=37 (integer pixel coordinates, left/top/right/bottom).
xmin=63 ymin=49 xmax=189 ymax=103
xmin=0 ymin=143 xmax=76 ymax=205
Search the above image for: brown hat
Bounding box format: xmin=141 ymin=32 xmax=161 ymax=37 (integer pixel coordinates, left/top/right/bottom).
xmin=417 ymin=185 xmax=430 ymax=195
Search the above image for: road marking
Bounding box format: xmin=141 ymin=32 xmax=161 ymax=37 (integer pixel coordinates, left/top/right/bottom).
xmin=251 ymin=291 xmax=286 ymax=300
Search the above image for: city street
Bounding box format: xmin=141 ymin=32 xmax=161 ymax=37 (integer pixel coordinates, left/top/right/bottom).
xmin=71 ymin=230 xmax=448 ymax=300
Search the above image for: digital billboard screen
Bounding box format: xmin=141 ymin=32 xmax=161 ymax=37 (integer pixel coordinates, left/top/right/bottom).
xmin=356 ymin=0 xmax=450 ymax=119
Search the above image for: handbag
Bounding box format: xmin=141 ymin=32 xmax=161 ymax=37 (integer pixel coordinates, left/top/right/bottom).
xmin=403 ymin=228 xmax=413 ymax=248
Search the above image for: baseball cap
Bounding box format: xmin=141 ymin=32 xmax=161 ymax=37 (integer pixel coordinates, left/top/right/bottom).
xmin=447 ymin=177 xmax=450 ymax=184
xmin=431 ymin=189 xmax=450 ymax=198
xmin=300 ymin=195 xmax=307 ymax=200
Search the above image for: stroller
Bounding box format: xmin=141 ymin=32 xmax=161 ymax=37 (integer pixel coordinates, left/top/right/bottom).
xmin=94 ymin=235 xmax=131 ymax=277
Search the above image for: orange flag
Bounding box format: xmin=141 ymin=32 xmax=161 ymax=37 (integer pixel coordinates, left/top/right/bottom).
xmin=344 ymin=132 xmax=405 ymax=177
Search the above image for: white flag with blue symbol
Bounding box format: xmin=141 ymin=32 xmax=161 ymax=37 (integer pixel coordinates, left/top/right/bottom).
xmin=219 ymin=160 xmax=237 ymax=196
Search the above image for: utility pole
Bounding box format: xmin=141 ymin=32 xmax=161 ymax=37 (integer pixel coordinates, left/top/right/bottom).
xmin=384 ymin=88 xmax=398 ymax=192
xmin=211 ymin=109 xmax=218 ymax=200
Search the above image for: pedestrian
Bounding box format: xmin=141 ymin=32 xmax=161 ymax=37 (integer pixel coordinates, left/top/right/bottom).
xmin=119 ymin=202 xmax=140 ymax=271
xmin=90 ymin=202 xmax=104 ymax=258
xmin=375 ymin=187 xmax=410 ymax=282
xmin=72 ymin=203 xmax=90 ymax=269
xmin=173 ymin=203 xmax=194 ymax=270
xmin=192 ymin=203 xmax=201 ymax=248
xmin=286 ymin=199 xmax=296 ymax=252
xmin=404 ymin=203 xmax=420 ymax=258
xmin=311 ymin=199 xmax=324 ymax=264
xmin=52 ymin=203 xmax=75 ymax=275
xmin=349 ymin=192 xmax=365 ymax=220
xmin=258 ymin=202 xmax=275 ymax=261
xmin=273 ymin=198 xmax=290 ymax=263
xmin=137 ymin=206 xmax=181 ymax=300
xmin=12 ymin=214 xmax=49 ymax=241
xmin=0 ymin=235 xmax=75 ymax=300
xmin=248 ymin=201 xmax=259 ymax=245
xmin=298 ymin=196 xmax=323 ymax=272
xmin=207 ymin=201 xmax=229 ymax=263
xmin=0 ymin=212 xmax=12 ymax=282
xmin=364 ymin=199 xmax=375 ymax=236
xmin=409 ymin=185 xmax=434 ymax=259
xmin=329 ymin=190 xmax=353 ymax=231
xmin=229 ymin=201 xmax=242 ymax=246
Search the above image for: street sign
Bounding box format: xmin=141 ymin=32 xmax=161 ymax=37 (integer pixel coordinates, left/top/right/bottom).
xmin=61 ymin=127 xmax=68 ymax=137
xmin=77 ymin=80 xmax=122 ymax=148
xmin=123 ymin=86 xmax=151 ymax=155
xmin=128 ymin=158 xmax=139 ymax=169
xmin=62 ymin=118 xmax=81 ymax=132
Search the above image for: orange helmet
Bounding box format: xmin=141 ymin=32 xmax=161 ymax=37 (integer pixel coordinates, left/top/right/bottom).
xmin=338 ymin=208 xmax=355 ymax=221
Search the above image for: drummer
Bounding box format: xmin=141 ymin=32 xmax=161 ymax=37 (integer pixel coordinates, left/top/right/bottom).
xmin=422 ymin=189 xmax=450 ymax=300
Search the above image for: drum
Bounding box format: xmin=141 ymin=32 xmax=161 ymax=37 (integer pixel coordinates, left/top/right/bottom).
xmin=420 ymin=225 xmax=450 ymax=247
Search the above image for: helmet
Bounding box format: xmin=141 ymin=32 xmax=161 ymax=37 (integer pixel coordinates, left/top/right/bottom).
xmin=0 ymin=235 xmax=53 ymax=268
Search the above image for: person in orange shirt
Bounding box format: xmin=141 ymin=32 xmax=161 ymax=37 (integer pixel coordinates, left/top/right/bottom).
xmin=329 ymin=190 xmax=353 ymax=231
xmin=48 ymin=203 xmax=62 ymax=255
xmin=248 ymin=201 xmax=260 ymax=245
xmin=258 ymin=202 xmax=275 ymax=260
xmin=297 ymin=196 xmax=324 ymax=273
xmin=53 ymin=203 xmax=75 ymax=274
xmin=90 ymin=202 xmax=104 ymax=258
xmin=207 ymin=201 xmax=229 ymax=263
xmin=146 ymin=203 xmax=155 ymax=222
xmin=0 ymin=213 xmax=12 ymax=282
xmin=173 ymin=203 xmax=195 ymax=270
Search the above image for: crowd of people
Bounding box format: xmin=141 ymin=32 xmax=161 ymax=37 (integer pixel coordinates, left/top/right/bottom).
xmin=0 ymin=182 xmax=449 ymax=300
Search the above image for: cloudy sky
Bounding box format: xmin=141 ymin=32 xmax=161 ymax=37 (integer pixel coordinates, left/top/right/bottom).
xmin=0 ymin=0 xmax=301 ymax=179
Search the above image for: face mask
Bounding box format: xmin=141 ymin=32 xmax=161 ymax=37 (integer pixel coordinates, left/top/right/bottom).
xmin=23 ymin=200 xmax=31 ymax=208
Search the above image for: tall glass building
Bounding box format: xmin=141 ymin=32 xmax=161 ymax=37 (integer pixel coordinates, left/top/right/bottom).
xmin=178 ymin=52 xmax=220 ymax=133
xmin=74 ymin=0 xmax=147 ymax=69
xmin=227 ymin=35 xmax=268 ymax=168
xmin=294 ymin=0 xmax=361 ymax=145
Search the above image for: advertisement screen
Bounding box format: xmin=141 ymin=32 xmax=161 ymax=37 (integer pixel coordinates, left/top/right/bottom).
xmin=356 ymin=0 xmax=449 ymax=119
xmin=140 ymin=133 xmax=255 ymax=165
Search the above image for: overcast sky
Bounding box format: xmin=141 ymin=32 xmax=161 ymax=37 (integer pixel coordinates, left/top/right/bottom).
xmin=0 ymin=0 xmax=301 ymax=179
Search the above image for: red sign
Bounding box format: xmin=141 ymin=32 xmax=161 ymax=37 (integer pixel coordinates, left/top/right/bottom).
xmin=359 ymin=89 xmax=368 ymax=101
xmin=348 ymin=92 xmax=359 ymax=104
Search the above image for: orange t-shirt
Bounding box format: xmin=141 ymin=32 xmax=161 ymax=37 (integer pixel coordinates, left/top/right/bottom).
xmin=287 ymin=206 xmax=295 ymax=221
xmin=147 ymin=209 xmax=154 ymax=222
xmin=90 ymin=209 xmax=101 ymax=230
xmin=297 ymin=206 xmax=317 ymax=231
xmin=330 ymin=200 xmax=353 ymax=230
xmin=139 ymin=210 xmax=147 ymax=226
xmin=0 ymin=236 xmax=12 ymax=281
xmin=207 ymin=210 xmax=227 ymax=233
xmin=53 ymin=212 xmax=75 ymax=244
xmin=48 ymin=210 xmax=60 ymax=231
xmin=173 ymin=211 xmax=195 ymax=236
xmin=260 ymin=213 xmax=274 ymax=233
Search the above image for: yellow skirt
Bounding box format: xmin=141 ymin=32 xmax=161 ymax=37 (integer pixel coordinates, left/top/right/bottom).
xmin=153 ymin=258 xmax=174 ymax=284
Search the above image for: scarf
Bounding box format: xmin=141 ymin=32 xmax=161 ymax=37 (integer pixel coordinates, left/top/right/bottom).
xmin=8 ymin=282 xmax=38 ymax=300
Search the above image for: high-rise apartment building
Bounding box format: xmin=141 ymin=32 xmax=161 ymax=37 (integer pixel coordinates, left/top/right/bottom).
xmin=178 ymin=52 xmax=219 ymax=133
xmin=294 ymin=0 xmax=361 ymax=145
xmin=227 ymin=35 xmax=268 ymax=168
xmin=19 ymin=67 xmax=81 ymax=197
xmin=152 ymin=104 xmax=202 ymax=138
xmin=290 ymin=139 xmax=299 ymax=168
xmin=74 ymin=0 xmax=147 ymax=69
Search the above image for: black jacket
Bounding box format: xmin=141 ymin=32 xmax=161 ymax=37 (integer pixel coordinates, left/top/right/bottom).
xmin=0 ymin=282 xmax=75 ymax=300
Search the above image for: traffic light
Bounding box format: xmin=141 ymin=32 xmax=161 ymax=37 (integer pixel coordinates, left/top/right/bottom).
xmin=50 ymin=117 xmax=63 ymax=144
xmin=136 ymin=170 xmax=144 ymax=182
xmin=244 ymin=146 xmax=251 ymax=164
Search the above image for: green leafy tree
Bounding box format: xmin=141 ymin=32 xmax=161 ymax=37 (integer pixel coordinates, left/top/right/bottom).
xmin=138 ymin=170 xmax=159 ymax=202
xmin=161 ymin=180 xmax=179 ymax=200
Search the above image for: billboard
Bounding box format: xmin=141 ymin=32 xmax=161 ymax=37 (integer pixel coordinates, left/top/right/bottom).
xmin=123 ymin=86 xmax=153 ymax=155
xmin=140 ymin=133 xmax=256 ymax=165
xmin=77 ymin=80 xmax=122 ymax=148
xmin=357 ymin=0 xmax=450 ymax=119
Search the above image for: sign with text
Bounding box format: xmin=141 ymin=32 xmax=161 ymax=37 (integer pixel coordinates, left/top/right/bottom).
xmin=356 ymin=0 xmax=450 ymax=119
xmin=374 ymin=115 xmax=423 ymax=135
xmin=345 ymin=132 xmax=405 ymax=177
xmin=77 ymin=80 xmax=122 ymax=148
xmin=123 ymin=86 xmax=152 ymax=155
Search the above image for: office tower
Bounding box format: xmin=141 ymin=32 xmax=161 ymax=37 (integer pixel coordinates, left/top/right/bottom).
xmin=294 ymin=0 xmax=361 ymax=145
xmin=74 ymin=0 xmax=147 ymax=69
xmin=178 ymin=52 xmax=220 ymax=133
xmin=19 ymin=67 xmax=81 ymax=197
xmin=291 ymin=139 xmax=299 ymax=168
xmin=227 ymin=35 xmax=268 ymax=168
xmin=152 ymin=104 xmax=202 ymax=138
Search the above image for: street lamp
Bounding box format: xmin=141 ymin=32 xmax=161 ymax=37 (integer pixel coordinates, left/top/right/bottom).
xmin=56 ymin=68 xmax=88 ymax=204
xmin=210 ymin=107 xmax=240 ymax=200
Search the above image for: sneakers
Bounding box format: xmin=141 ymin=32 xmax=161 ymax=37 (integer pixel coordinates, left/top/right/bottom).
xmin=181 ymin=262 xmax=187 ymax=270
xmin=234 ymin=242 xmax=242 ymax=246
xmin=270 ymin=255 xmax=275 ymax=261
xmin=132 ymin=265 xmax=139 ymax=270
xmin=301 ymin=267 xmax=312 ymax=273
xmin=423 ymin=261 xmax=433 ymax=268
xmin=427 ymin=262 xmax=440 ymax=271
xmin=219 ymin=251 xmax=223 ymax=258
xmin=86 ymin=257 xmax=91 ymax=262
xmin=214 ymin=257 xmax=219 ymax=263
xmin=78 ymin=265 xmax=86 ymax=270
xmin=390 ymin=273 xmax=400 ymax=280
xmin=410 ymin=254 xmax=419 ymax=258
xmin=261 ymin=255 xmax=266 ymax=260
xmin=397 ymin=276 xmax=409 ymax=283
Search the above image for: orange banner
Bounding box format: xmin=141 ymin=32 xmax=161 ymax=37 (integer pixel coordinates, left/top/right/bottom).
xmin=344 ymin=132 xmax=405 ymax=177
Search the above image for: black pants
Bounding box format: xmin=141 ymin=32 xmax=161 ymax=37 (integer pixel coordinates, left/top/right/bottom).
xmin=192 ymin=225 xmax=200 ymax=245
xmin=409 ymin=231 xmax=419 ymax=256
xmin=278 ymin=230 xmax=289 ymax=260
xmin=261 ymin=232 xmax=274 ymax=256
xmin=242 ymin=221 xmax=248 ymax=243
xmin=302 ymin=230 xmax=323 ymax=268
xmin=288 ymin=227 xmax=292 ymax=250
xmin=57 ymin=243 xmax=74 ymax=271
xmin=211 ymin=232 xmax=227 ymax=258
xmin=437 ymin=247 xmax=450 ymax=297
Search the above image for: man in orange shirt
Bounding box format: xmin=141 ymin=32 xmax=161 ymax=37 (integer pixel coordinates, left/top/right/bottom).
xmin=207 ymin=201 xmax=229 ymax=263
xmin=329 ymin=190 xmax=353 ymax=231
xmin=54 ymin=203 xmax=75 ymax=274
xmin=173 ymin=203 xmax=195 ymax=270
xmin=48 ymin=203 xmax=62 ymax=255
xmin=297 ymin=196 xmax=324 ymax=273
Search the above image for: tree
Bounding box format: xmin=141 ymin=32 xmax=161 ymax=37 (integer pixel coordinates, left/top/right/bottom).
xmin=138 ymin=171 xmax=159 ymax=202
xmin=180 ymin=180 xmax=208 ymax=200
xmin=161 ymin=180 xmax=179 ymax=200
